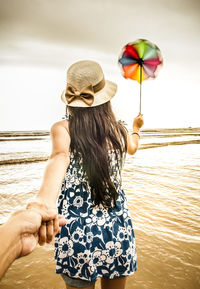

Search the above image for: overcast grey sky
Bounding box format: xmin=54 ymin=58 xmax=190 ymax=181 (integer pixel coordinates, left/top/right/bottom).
xmin=0 ymin=0 xmax=200 ymax=130
xmin=1 ymin=0 xmax=200 ymax=63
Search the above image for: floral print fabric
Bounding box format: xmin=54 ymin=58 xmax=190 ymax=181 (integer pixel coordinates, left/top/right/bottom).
xmin=54 ymin=150 xmax=137 ymax=282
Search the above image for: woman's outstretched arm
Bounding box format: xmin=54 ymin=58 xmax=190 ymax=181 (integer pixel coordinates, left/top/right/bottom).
xmin=36 ymin=121 xmax=70 ymax=205
xmin=127 ymin=113 xmax=144 ymax=155
xmin=27 ymin=120 xmax=70 ymax=244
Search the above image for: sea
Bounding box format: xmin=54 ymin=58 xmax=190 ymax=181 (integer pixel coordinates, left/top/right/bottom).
xmin=0 ymin=128 xmax=199 ymax=289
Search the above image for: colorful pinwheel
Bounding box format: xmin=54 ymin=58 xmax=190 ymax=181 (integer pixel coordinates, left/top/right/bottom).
xmin=118 ymin=39 xmax=163 ymax=113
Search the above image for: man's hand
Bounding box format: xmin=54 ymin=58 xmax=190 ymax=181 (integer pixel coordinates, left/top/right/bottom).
xmin=11 ymin=209 xmax=43 ymax=257
xmin=0 ymin=208 xmax=66 ymax=280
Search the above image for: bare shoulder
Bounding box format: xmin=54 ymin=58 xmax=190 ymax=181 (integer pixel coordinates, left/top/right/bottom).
xmin=50 ymin=120 xmax=70 ymax=137
xmin=50 ymin=121 xmax=70 ymax=156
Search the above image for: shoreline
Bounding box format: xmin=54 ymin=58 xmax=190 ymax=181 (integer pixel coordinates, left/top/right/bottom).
xmin=0 ymin=127 xmax=199 ymax=138
xmin=1 ymin=140 xmax=199 ymax=166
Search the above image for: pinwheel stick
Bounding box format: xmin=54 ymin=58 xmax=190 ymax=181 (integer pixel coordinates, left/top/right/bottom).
xmin=139 ymin=65 xmax=142 ymax=114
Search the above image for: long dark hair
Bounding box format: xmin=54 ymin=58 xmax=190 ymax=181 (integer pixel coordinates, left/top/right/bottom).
xmin=67 ymin=101 xmax=127 ymax=208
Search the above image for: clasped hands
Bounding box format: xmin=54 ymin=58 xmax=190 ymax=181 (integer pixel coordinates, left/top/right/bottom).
xmin=13 ymin=201 xmax=66 ymax=258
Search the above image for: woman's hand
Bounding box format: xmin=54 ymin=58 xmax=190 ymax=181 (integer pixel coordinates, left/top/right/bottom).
xmin=127 ymin=113 xmax=144 ymax=155
xmin=38 ymin=215 xmax=66 ymax=246
xmin=133 ymin=113 xmax=144 ymax=131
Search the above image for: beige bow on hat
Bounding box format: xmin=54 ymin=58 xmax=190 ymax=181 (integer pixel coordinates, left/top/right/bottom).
xmin=65 ymin=84 xmax=95 ymax=106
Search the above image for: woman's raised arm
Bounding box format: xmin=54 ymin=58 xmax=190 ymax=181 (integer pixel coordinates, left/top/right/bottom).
xmin=127 ymin=114 xmax=144 ymax=155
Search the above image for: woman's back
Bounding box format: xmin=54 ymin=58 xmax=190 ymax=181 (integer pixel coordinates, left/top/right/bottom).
xmin=62 ymin=148 xmax=123 ymax=191
xmin=66 ymin=102 xmax=127 ymax=208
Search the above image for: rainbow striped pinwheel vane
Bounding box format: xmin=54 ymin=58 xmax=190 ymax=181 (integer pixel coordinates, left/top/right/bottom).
xmin=118 ymin=39 xmax=163 ymax=113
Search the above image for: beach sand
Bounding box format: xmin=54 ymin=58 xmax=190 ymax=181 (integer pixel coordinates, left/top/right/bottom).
xmin=0 ymin=129 xmax=199 ymax=289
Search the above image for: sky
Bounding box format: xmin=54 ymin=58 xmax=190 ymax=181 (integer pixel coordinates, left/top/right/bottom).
xmin=0 ymin=0 xmax=200 ymax=130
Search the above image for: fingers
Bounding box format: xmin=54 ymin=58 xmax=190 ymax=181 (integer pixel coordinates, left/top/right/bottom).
xmin=27 ymin=200 xmax=66 ymax=245
xmin=46 ymin=220 xmax=54 ymax=243
xmin=38 ymin=222 xmax=47 ymax=246
xmin=46 ymin=215 xmax=66 ymax=241
xmin=37 ymin=215 xmax=66 ymax=246
xmin=53 ymin=215 xmax=60 ymax=235
xmin=40 ymin=210 xmax=57 ymax=222
xmin=58 ymin=215 xmax=67 ymax=226
xmin=26 ymin=201 xmax=57 ymax=222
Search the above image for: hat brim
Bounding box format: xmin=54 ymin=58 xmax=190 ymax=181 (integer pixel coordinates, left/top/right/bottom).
xmin=61 ymin=80 xmax=117 ymax=107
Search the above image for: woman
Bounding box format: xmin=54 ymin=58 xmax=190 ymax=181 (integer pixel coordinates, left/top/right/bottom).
xmin=27 ymin=60 xmax=144 ymax=289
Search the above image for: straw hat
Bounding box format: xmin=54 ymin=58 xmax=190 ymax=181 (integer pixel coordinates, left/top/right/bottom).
xmin=61 ymin=60 xmax=117 ymax=107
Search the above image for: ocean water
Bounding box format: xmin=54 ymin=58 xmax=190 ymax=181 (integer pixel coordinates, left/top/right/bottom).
xmin=0 ymin=129 xmax=200 ymax=289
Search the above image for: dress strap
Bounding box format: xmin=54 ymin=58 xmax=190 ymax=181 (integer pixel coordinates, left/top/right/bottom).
xmin=62 ymin=112 xmax=70 ymax=122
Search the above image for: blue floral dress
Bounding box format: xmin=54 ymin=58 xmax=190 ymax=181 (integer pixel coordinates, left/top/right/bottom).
xmin=54 ymin=149 xmax=137 ymax=282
